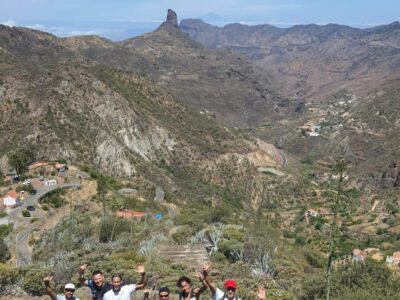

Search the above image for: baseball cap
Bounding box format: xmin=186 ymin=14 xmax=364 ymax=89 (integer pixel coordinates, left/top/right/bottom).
xmin=224 ymin=279 xmax=237 ymax=289
xmin=64 ymin=283 xmax=76 ymax=290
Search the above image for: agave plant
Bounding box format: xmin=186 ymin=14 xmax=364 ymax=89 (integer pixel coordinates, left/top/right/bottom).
xmin=191 ymin=223 xmax=225 ymax=255
xmin=139 ymin=233 xmax=166 ymax=256
xmin=251 ymin=251 xmax=276 ymax=278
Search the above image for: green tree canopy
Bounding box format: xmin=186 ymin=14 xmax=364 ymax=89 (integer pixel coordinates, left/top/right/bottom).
xmin=8 ymin=147 xmax=35 ymax=179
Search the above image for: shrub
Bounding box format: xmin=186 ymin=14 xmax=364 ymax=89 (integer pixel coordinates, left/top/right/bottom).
xmin=16 ymin=185 xmax=25 ymax=192
xmin=98 ymin=217 xmax=131 ymax=243
xmin=295 ymin=236 xmax=307 ymax=246
xmin=18 ymin=265 xmax=48 ymax=295
xmin=222 ymin=226 xmax=245 ymax=242
xmin=0 ymin=264 xmax=17 ymax=288
xmin=39 ymin=188 xmax=65 ymax=208
xmin=300 ymin=156 xmax=314 ymax=165
xmin=0 ymin=239 xmax=10 ymax=262
xmin=0 ymin=212 xmax=7 ymax=218
xmin=211 ymin=251 xmax=226 ymax=263
xmin=22 ymin=210 xmax=31 ymax=217
xmin=172 ymin=226 xmax=196 ymax=245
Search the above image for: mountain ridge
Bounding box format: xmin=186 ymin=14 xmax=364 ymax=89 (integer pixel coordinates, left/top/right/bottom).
xmin=180 ymin=19 xmax=400 ymax=100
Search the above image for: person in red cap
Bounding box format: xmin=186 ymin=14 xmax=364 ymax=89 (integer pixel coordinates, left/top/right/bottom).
xmin=202 ymin=263 xmax=266 ymax=300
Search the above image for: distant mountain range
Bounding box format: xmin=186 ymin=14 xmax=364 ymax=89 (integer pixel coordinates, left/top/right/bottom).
xmin=180 ymin=19 xmax=400 ymax=100
xmin=0 ymin=9 xmax=398 ymax=193
xmin=0 ymin=10 xmax=287 ymax=201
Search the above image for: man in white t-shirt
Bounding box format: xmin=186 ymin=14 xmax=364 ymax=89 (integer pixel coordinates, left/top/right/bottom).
xmin=43 ymin=276 xmax=80 ymax=300
xmin=103 ymin=264 xmax=147 ymax=300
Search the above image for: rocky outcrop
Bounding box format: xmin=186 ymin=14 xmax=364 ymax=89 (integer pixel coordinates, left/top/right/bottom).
xmin=166 ymin=9 xmax=178 ymax=27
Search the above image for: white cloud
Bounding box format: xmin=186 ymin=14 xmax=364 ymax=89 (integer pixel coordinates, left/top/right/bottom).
xmin=68 ymin=30 xmax=98 ymax=36
xmin=1 ymin=19 xmax=17 ymax=27
xmin=26 ymin=24 xmax=45 ymax=30
xmin=112 ymin=19 xmax=162 ymax=23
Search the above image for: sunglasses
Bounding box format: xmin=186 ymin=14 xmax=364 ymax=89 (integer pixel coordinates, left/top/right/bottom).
xmin=159 ymin=294 xmax=169 ymax=298
xmin=65 ymin=289 xmax=75 ymax=292
xmin=226 ymin=287 xmax=236 ymax=292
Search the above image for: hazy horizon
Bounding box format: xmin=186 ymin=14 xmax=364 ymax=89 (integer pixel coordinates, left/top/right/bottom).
xmin=0 ymin=0 xmax=399 ymax=41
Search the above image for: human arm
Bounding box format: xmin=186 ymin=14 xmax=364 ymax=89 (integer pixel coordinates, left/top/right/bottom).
xmin=134 ymin=264 xmax=148 ymax=290
xmin=202 ymin=263 xmax=217 ymax=295
xmin=256 ymin=286 xmax=266 ymax=300
xmin=194 ymin=272 xmax=208 ymax=298
xmin=43 ymin=276 xmax=57 ymax=300
xmin=78 ymin=263 xmax=89 ymax=286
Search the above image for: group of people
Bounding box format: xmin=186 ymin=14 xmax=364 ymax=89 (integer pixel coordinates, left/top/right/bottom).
xmin=42 ymin=263 xmax=267 ymax=300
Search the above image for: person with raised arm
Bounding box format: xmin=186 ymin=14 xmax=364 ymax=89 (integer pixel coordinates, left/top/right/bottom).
xmin=78 ymin=264 xmax=111 ymax=300
xmin=202 ymin=263 xmax=267 ymax=300
xmin=103 ymin=264 xmax=147 ymax=300
xmin=43 ymin=275 xmax=80 ymax=300
xmin=177 ymin=272 xmax=208 ymax=300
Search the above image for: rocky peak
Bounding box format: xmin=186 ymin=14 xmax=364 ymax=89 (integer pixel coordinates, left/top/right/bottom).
xmin=166 ymin=9 xmax=178 ymax=27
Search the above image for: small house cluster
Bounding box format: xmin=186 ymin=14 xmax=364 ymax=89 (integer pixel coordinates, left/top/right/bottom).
xmin=298 ymin=122 xmax=321 ymax=137
xmin=352 ymin=248 xmax=382 ymax=262
xmin=305 ymin=207 xmax=331 ymax=222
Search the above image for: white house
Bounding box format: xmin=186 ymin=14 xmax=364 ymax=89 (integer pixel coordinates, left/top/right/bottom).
xmin=2 ymin=191 xmax=20 ymax=209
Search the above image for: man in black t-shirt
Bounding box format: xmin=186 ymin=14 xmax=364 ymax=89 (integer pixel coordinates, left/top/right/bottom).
xmin=79 ymin=264 xmax=112 ymax=300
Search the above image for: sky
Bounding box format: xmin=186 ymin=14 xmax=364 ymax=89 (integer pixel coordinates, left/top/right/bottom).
xmin=0 ymin=0 xmax=399 ymax=41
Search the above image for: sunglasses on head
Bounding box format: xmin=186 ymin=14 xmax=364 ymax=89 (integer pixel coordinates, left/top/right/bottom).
xmin=65 ymin=289 xmax=75 ymax=292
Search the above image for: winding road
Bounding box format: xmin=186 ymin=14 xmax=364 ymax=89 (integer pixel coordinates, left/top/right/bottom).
xmin=14 ymin=182 xmax=80 ymax=266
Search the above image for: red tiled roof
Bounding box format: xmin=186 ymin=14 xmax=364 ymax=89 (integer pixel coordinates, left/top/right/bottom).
xmin=6 ymin=190 xmax=19 ymax=199
xmin=30 ymin=161 xmax=50 ymax=168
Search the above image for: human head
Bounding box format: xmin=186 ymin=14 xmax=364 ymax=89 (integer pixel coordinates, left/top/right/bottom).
xmin=224 ymin=279 xmax=237 ymax=299
xmin=159 ymin=286 xmax=170 ymax=300
xmin=92 ymin=270 xmax=105 ymax=287
xmin=64 ymin=283 xmax=75 ymax=299
xmin=111 ymin=274 xmax=123 ymax=292
xmin=177 ymin=276 xmax=191 ymax=295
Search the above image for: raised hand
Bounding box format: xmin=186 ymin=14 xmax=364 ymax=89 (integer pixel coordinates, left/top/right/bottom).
xmin=256 ymin=286 xmax=266 ymax=300
xmin=135 ymin=263 xmax=145 ymax=274
xmin=79 ymin=263 xmax=88 ymax=272
xmin=202 ymin=263 xmax=210 ymax=273
xmin=194 ymin=272 xmax=204 ymax=280
xmin=43 ymin=275 xmax=54 ymax=285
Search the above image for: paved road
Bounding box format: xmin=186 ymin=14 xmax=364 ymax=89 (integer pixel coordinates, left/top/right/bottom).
xmin=9 ymin=182 xmax=80 ymax=225
xmin=13 ymin=182 xmax=80 ymax=266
